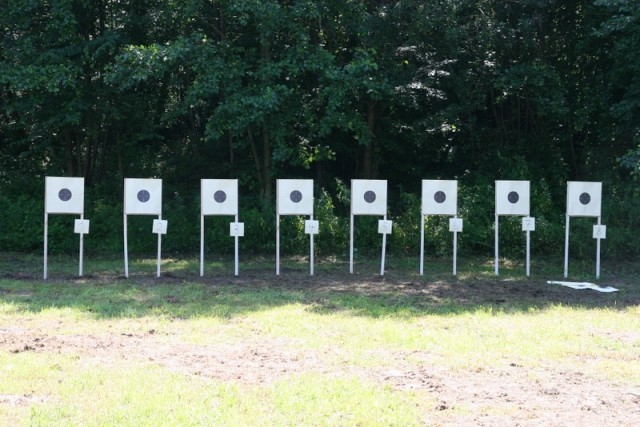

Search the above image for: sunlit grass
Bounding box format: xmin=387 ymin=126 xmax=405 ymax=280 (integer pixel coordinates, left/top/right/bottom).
xmin=1 ymin=253 xmax=639 ymax=425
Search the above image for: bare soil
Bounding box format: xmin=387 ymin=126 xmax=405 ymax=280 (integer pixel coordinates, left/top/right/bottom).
xmin=2 ymin=265 xmax=640 ymax=426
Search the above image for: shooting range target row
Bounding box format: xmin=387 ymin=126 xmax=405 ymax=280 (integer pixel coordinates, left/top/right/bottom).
xmin=43 ymin=178 xmax=607 ymax=279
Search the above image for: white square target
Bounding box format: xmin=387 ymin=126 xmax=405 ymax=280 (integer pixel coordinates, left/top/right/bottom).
xmin=351 ymin=180 xmax=387 ymax=216
xmin=567 ymin=182 xmax=602 ymax=217
xmin=277 ymin=179 xmax=314 ymax=215
xmin=422 ymin=180 xmax=457 ymax=216
xmin=45 ymin=177 xmax=85 ymax=214
xmin=124 ymin=178 xmax=162 ymax=215
xmin=201 ymin=179 xmax=238 ymax=216
xmin=496 ymin=180 xmax=530 ymax=216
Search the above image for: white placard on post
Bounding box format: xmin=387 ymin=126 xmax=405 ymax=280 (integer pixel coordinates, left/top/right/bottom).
xmin=522 ymin=217 xmax=536 ymax=231
xmin=305 ymin=220 xmax=319 ymax=235
xmin=564 ymin=182 xmax=604 ymax=279
xmin=230 ymin=222 xmax=245 ymax=237
xmin=593 ymin=225 xmax=607 ymax=239
xmin=449 ymin=218 xmax=463 ymax=232
xmin=495 ymin=180 xmax=532 ymax=276
xmin=420 ymin=180 xmax=460 ymax=276
xmin=123 ymin=178 xmax=164 ymax=278
xmin=74 ymin=219 xmax=90 ymax=234
xmin=378 ymin=220 xmax=393 ymax=234
xmin=44 ymin=177 xmax=88 ymax=279
xmin=276 ymin=179 xmax=316 ymax=276
xmin=350 ymin=179 xmax=389 ymax=275
xmin=152 ymin=219 xmax=168 ymax=234
xmin=200 ymin=179 xmax=242 ymax=277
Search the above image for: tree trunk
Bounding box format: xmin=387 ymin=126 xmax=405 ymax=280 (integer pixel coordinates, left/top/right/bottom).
xmin=361 ymin=103 xmax=376 ymax=179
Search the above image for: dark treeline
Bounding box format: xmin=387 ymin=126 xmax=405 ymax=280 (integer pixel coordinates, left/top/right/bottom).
xmin=0 ymin=1 xmax=639 ymax=260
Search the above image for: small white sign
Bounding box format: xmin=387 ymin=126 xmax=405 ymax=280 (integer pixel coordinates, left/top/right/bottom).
xmin=593 ymin=225 xmax=607 ymax=239
xmin=230 ymin=222 xmax=245 ymax=237
xmin=378 ymin=219 xmax=393 ymax=234
xmin=422 ymin=180 xmax=457 ymax=216
xmin=449 ymin=218 xmax=463 ymax=232
xmin=45 ymin=177 xmax=85 ymax=214
xmin=125 ymin=178 xmax=163 ymax=215
xmin=74 ymin=219 xmax=90 ymax=234
xmin=496 ymin=180 xmax=530 ymax=216
xmin=567 ymin=181 xmax=602 ymax=217
xmin=522 ymin=217 xmax=536 ymax=231
xmin=277 ymin=179 xmax=314 ymax=215
xmin=305 ymin=220 xmax=319 ymax=235
xmin=351 ymin=180 xmax=388 ymax=215
xmin=152 ymin=219 xmax=168 ymax=234
xmin=201 ymin=179 xmax=238 ymax=216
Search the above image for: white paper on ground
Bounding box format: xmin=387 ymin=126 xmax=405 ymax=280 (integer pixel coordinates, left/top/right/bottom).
xmin=547 ymin=281 xmax=618 ymax=292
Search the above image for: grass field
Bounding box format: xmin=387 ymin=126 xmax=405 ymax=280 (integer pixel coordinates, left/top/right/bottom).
xmin=1 ymin=253 xmax=639 ymax=426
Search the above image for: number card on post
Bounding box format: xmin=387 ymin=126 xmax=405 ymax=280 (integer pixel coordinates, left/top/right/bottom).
xmin=449 ymin=218 xmax=463 ymax=232
xmin=593 ymin=225 xmax=607 ymax=239
xmin=522 ymin=217 xmax=536 ymax=231
xmin=74 ymin=219 xmax=90 ymax=234
xmin=378 ymin=220 xmax=393 ymax=234
xmin=152 ymin=219 xmax=168 ymax=234
xmin=230 ymin=222 xmax=245 ymax=237
xmin=305 ymin=220 xmax=319 ymax=235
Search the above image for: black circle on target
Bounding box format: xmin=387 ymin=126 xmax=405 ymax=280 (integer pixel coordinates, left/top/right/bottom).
xmin=507 ymin=191 xmax=520 ymax=204
xmin=137 ymin=189 xmax=151 ymax=203
xmin=214 ymin=190 xmax=227 ymax=203
xmin=364 ymin=190 xmax=376 ymax=204
xmin=290 ymin=190 xmax=303 ymax=203
xmin=579 ymin=192 xmax=591 ymax=205
xmin=58 ymin=188 xmax=72 ymax=202
xmin=434 ymin=191 xmax=447 ymax=204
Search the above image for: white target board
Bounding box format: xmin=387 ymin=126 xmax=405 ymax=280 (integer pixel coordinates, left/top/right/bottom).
xmin=496 ymin=180 xmax=530 ymax=216
xmin=351 ymin=180 xmax=387 ymax=215
xmin=422 ymin=180 xmax=457 ymax=216
xmin=45 ymin=177 xmax=85 ymax=214
xmin=277 ymin=179 xmax=314 ymax=215
xmin=566 ymin=182 xmax=602 ymax=217
xmin=201 ymin=179 xmax=238 ymax=216
xmin=124 ymin=178 xmax=162 ymax=215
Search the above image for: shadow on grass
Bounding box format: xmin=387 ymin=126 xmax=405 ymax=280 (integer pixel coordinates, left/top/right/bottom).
xmin=0 ymin=252 xmax=638 ymax=320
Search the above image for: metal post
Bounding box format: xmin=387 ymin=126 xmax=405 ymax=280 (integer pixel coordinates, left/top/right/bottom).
xmin=380 ymin=214 xmax=387 ymax=276
xmin=156 ymin=214 xmax=162 ymax=278
xmin=419 ymin=214 xmax=425 ymax=276
xmin=124 ymin=213 xmax=129 ymax=278
xmin=453 ymin=215 xmax=458 ymax=276
xmin=309 ymin=214 xmax=314 ymax=276
xmin=494 ymin=214 xmax=499 ymax=275
xmin=234 ymin=214 xmax=239 ymax=276
xmin=44 ymin=213 xmax=48 ymax=280
xmin=200 ymin=215 xmax=204 ymax=276
xmin=596 ymin=216 xmax=601 ymax=279
xmin=349 ymin=214 xmax=354 ymax=274
xmin=525 ymin=228 xmax=531 ymax=277
xmin=276 ymin=214 xmax=280 ymax=275
xmin=79 ymin=214 xmax=84 ymax=277
xmin=563 ymin=215 xmax=570 ymax=278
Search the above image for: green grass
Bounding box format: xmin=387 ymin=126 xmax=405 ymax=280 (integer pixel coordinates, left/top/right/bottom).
xmin=1 ymin=253 xmax=639 ymax=425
